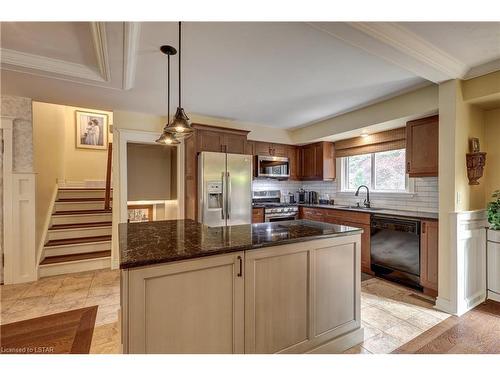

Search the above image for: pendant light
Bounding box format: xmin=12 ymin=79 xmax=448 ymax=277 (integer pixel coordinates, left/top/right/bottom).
xmin=165 ymin=21 xmax=194 ymax=138
xmin=156 ymin=45 xmax=181 ymax=145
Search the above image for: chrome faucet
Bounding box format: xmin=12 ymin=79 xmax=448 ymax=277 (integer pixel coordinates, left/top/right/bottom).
xmin=355 ymin=185 xmax=371 ymax=208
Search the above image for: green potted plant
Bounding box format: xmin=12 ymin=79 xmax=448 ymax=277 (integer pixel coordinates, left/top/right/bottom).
xmin=487 ymin=190 xmax=500 ymax=230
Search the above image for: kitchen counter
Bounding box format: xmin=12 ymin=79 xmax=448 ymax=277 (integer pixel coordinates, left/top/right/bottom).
xmin=300 ymin=204 xmax=439 ymax=220
xmin=119 ymin=219 xmax=362 ymax=269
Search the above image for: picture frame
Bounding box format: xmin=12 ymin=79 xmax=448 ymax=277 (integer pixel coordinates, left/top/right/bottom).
xmin=76 ymin=111 xmax=108 ymax=150
xmin=127 ymin=204 xmax=154 ymax=223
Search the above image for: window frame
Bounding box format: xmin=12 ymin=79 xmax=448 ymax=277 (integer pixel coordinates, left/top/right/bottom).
xmin=339 ymin=149 xmax=414 ymax=196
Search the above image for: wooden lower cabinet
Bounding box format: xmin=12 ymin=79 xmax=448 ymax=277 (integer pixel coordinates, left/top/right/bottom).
xmin=252 ymin=208 xmax=264 ymax=223
xmin=244 ymin=237 xmax=361 ymax=354
xmin=300 ymin=207 xmax=372 ymax=274
xmin=123 ymin=252 xmax=244 ymax=353
xmin=420 ymin=220 xmax=439 ymax=294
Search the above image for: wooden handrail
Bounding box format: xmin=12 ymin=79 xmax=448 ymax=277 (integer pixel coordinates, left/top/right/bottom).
xmin=104 ymin=142 xmax=112 ymax=210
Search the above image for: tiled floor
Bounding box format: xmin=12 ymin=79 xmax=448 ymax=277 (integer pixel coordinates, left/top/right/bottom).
xmin=0 ymin=269 xmax=121 ymax=354
xmin=344 ymin=277 xmax=450 ymax=354
xmin=1 ymin=270 xmax=449 ymax=354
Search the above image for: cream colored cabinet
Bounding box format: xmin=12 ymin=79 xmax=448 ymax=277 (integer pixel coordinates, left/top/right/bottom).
xmin=122 ymin=252 xmax=244 ymax=354
xmin=244 ymin=236 xmax=361 ymax=354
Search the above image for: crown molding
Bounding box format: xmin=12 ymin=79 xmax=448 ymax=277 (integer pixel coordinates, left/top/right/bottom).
xmin=0 ymin=48 xmax=106 ymax=82
xmin=89 ymin=22 xmax=111 ymax=82
xmin=309 ymin=22 xmax=469 ymax=83
xmin=123 ymin=22 xmax=141 ymax=90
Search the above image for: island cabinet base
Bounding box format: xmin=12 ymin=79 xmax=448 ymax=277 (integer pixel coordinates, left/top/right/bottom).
xmin=121 ymin=235 xmax=362 ymax=354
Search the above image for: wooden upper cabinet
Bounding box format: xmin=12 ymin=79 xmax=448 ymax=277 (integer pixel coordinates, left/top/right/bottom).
xmin=197 ymin=129 xmax=225 ymax=153
xmin=406 ymin=115 xmax=439 ymax=177
xmin=224 ymin=133 xmax=247 ymax=154
xmin=287 ymin=146 xmax=299 ymax=180
xmin=299 ymin=142 xmax=335 ymax=181
xmin=420 ymin=220 xmax=439 ymax=293
xmin=194 ymin=124 xmax=249 ymax=155
xmin=254 ymin=141 xmax=287 ymax=157
xmin=245 ymin=141 xmax=255 ymax=156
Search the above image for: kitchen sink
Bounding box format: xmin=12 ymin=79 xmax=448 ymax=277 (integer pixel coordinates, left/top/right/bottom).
xmin=337 ymin=205 xmax=384 ymax=211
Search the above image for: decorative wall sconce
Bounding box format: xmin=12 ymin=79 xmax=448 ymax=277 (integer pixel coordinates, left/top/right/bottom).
xmin=466 ymin=137 xmax=486 ymax=185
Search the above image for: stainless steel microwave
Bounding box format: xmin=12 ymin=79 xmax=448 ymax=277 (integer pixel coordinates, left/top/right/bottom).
xmin=256 ymin=155 xmax=290 ymax=178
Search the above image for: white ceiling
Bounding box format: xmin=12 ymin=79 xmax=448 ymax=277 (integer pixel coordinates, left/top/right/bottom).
xmin=1 ymin=22 xmax=500 ymax=129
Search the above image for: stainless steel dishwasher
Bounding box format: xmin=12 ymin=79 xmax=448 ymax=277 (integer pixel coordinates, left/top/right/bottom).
xmin=370 ymin=215 xmax=421 ymax=289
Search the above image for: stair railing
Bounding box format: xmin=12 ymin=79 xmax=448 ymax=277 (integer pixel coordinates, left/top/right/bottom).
xmin=104 ymin=142 xmax=112 ymax=210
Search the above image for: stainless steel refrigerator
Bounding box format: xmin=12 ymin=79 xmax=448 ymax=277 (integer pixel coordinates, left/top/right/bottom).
xmin=198 ymin=151 xmax=252 ymax=226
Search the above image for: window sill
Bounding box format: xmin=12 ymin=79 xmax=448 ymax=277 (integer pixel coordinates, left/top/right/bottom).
xmin=337 ymin=191 xmax=416 ymax=199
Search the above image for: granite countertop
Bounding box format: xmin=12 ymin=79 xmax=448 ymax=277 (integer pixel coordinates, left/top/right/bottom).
xmin=300 ymin=204 xmax=439 ymax=220
xmin=119 ymin=219 xmax=362 ymax=269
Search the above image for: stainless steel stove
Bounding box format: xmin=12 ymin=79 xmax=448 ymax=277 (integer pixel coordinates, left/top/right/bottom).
xmin=252 ymin=190 xmax=299 ymax=222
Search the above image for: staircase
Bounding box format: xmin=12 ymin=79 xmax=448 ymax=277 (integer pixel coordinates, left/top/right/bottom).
xmin=38 ymin=188 xmax=112 ymax=277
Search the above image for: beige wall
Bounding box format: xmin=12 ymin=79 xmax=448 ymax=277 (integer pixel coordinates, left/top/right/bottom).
xmin=290 ymin=84 xmax=438 ymax=143
xmin=127 ymin=143 xmax=177 ymax=201
xmin=484 ymin=108 xmax=500 ymax=202
xmin=32 ymin=102 xmax=66 ymax=248
xmin=61 ymin=105 xmax=113 ymax=182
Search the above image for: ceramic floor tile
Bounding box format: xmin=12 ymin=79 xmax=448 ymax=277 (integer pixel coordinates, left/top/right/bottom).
xmin=361 ymin=321 xmax=383 ymax=341
xmin=51 ymin=287 xmax=90 ymax=304
xmin=361 ymin=305 xmax=406 ymax=331
xmin=8 ymin=295 xmax=53 ymax=314
xmin=23 ymin=278 xmax=63 ymax=298
xmin=385 ymin=320 xmax=424 ymax=343
xmin=95 ymin=303 xmax=120 ymax=326
xmin=361 ymin=332 xmax=403 ymax=354
xmin=1 ymin=298 xmax=17 ymax=314
xmin=59 ymin=272 xmax=95 ymax=291
xmin=405 ymin=310 xmax=443 ymax=331
xmin=85 ymin=292 xmax=120 ymax=308
xmin=343 ymin=344 xmax=372 ymax=354
xmin=45 ymin=299 xmax=86 ymax=316
xmin=374 ymin=296 xmax=423 ymax=320
xmin=88 ymin=283 xmax=120 ymax=297
xmin=0 ymin=282 xmax=32 ymax=301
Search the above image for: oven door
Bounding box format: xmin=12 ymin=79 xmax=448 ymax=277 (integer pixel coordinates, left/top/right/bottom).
xmin=257 ymin=156 xmax=290 ymax=178
xmin=265 ymin=213 xmax=297 ymax=222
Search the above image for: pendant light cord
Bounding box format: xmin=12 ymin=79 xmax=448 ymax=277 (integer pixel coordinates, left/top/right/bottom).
xmin=178 ymin=21 xmax=182 ymax=108
xmin=167 ymin=54 xmax=170 ymax=125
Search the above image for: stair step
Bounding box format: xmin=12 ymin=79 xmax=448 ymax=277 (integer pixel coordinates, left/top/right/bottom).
xmin=58 ymin=187 xmax=112 ymax=190
xmin=53 ymin=209 xmax=112 ymax=216
xmin=51 ymin=212 xmax=112 ymax=226
xmin=50 ymin=222 xmax=112 ymax=230
xmin=56 ymin=197 xmax=112 ymax=202
xmin=45 ymin=235 xmax=112 ymax=247
xmin=40 ymin=250 xmax=111 ymax=265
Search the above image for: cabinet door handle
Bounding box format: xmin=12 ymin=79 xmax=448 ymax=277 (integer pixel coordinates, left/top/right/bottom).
xmin=406 ymin=162 xmax=411 ymax=173
xmin=237 ymin=256 xmax=243 ymax=277
xmin=422 ymin=222 xmax=426 ymax=234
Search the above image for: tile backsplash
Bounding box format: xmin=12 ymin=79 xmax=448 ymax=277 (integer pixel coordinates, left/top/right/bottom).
xmin=252 ymin=177 xmax=438 ymax=213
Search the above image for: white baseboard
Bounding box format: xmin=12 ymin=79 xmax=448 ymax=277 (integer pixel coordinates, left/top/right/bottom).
xmin=306 ymin=327 xmax=364 ymax=354
xmin=487 ymin=290 xmax=500 ymax=302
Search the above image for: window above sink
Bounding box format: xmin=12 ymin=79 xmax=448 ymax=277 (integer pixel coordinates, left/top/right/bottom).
xmin=339 ymin=149 xmax=415 ymax=196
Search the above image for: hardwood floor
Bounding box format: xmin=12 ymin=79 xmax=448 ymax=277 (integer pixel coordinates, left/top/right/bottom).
xmin=393 ymin=300 xmax=500 ymax=354
xmin=0 ymin=306 xmax=97 ymax=354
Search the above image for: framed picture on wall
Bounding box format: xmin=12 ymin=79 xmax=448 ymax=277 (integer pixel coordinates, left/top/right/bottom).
xmin=76 ymin=111 xmax=108 ymax=150
xmin=127 ymin=205 xmax=154 ymax=223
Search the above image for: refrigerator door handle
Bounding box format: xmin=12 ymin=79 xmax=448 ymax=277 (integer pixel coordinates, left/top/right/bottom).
xmin=227 ymin=171 xmax=231 ymax=220
xmin=221 ymin=171 xmax=226 ymax=220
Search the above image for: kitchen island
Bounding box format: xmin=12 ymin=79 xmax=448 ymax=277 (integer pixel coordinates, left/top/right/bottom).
xmin=119 ymin=219 xmax=363 ymax=354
